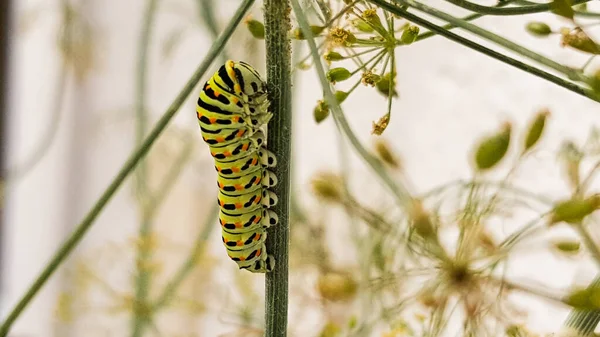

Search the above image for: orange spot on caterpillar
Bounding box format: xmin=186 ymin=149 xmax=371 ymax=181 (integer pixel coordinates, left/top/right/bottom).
xmin=216 ymin=136 xmax=225 ymax=143
xmin=196 ymin=111 xmax=203 ymax=118
xmin=223 ymin=238 xmax=228 ymax=243
xmin=210 ymin=152 xmax=216 ymax=157
xmin=231 ymin=97 xmax=239 ymax=104
xmin=234 ymin=184 xmax=243 ymax=191
xmin=239 ymin=256 xmax=246 ymax=261
xmin=237 ymin=129 xmax=245 ymax=137
xmin=232 ymin=167 xmax=240 ymax=173
xmin=255 ymin=234 xmax=261 ymax=241
xmin=235 ymin=222 xmax=243 ymax=228
xmin=256 ymin=196 xmax=262 ymax=204
xmin=242 ymin=143 xmax=249 ymax=151
xmin=218 ymin=182 xmax=225 ymax=189
xmin=256 ymin=249 xmax=261 ymax=257
xmin=251 ymin=158 xmax=258 ymax=165
xmin=209 ymin=117 xmax=217 ymax=124
xmin=253 ymin=217 xmax=260 ymax=224
xmin=223 ymin=151 xmax=231 ymax=157
xmin=213 ymin=90 xmax=220 ymax=97
xmin=237 ymin=241 xmax=243 ymax=246
xmin=232 ymin=116 xmax=240 ymax=123
xmin=219 ymin=199 xmax=225 ymax=207
xmin=235 ymin=203 xmax=243 ymax=209
xmin=234 ymin=84 xmax=242 ymax=94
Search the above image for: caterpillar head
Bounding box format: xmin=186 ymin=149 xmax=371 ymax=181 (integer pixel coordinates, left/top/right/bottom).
xmin=227 ymin=60 xmax=268 ymax=102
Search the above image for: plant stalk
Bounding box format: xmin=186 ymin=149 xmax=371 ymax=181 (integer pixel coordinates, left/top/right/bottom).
xmin=0 ymin=1 xmax=254 ymax=334
xmin=263 ymin=0 xmax=292 ymax=336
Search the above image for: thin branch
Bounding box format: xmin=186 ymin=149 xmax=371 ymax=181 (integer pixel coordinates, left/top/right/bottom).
xmin=291 ymin=0 xmax=414 ymax=212
xmin=264 ymin=0 xmax=292 ymax=336
xmin=369 ymin=0 xmax=600 ymax=103
xmin=445 ymin=0 xmax=591 ymax=16
xmin=131 ymin=0 xmax=159 ymax=335
xmin=0 ymin=1 xmax=254 ymax=334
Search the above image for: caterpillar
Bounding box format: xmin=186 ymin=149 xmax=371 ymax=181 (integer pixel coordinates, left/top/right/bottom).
xmin=196 ymin=60 xmax=278 ymax=273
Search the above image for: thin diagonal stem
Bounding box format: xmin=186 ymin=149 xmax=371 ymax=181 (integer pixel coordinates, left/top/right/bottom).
xmin=369 ymin=0 xmax=600 ymax=103
xmin=445 ymin=0 xmax=591 ymax=15
xmin=0 ymin=2 xmax=254 ymax=335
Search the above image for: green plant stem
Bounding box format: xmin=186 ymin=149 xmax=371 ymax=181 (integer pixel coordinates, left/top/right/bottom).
xmin=291 ymin=0 xmax=413 ymax=210
xmin=0 ymin=1 xmax=254 ymax=334
xmin=445 ymin=0 xmax=590 ymax=15
xmin=560 ymin=276 xmax=600 ymax=337
xmin=515 ymin=0 xmax=600 ymax=18
xmin=369 ymin=0 xmax=600 ymax=103
xmin=195 ymin=0 xmax=228 ymax=63
xmin=394 ymin=0 xmax=592 ymax=85
xmin=263 ymin=0 xmax=292 ymax=336
xmin=574 ymin=221 xmax=600 ymax=269
xmin=132 ymin=0 xmax=159 ymax=335
xmin=151 ymin=203 xmax=219 ymax=311
xmin=416 ymin=0 xmax=515 ymax=41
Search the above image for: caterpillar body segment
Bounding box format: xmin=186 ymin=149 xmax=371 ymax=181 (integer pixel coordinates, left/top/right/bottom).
xmin=197 ymin=60 xmax=277 ymax=273
xmin=216 ymin=168 xmax=277 ymax=196
xmin=219 ymin=209 xmax=278 ymax=234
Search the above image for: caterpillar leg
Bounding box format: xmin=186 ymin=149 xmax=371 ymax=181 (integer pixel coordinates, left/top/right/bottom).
xmin=258 ymin=147 xmax=277 ymax=168
xmin=239 ymin=253 xmax=275 ymax=273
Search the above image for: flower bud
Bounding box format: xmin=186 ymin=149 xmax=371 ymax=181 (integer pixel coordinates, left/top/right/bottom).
xmin=361 ymin=71 xmax=381 ymax=87
xmin=326 ymin=67 xmax=352 ymax=83
xmin=549 ymin=194 xmax=600 ymax=225
xmin=526 ymin=22 xmax=552 ymax=37
xmin=374 ymin=139 xmax=401 ymax=169
xmin=372 ymin=114 xmax=389 ymax=135
xmin=400 ymin=25 xmax=420 ymax=45
xmin=473 ymin=122 xmax=511 ymax=171
xmin=293 ymin=25 xmax=325 ymax=40
xmin=324 ymin=51 xmax=344 ymax=62
xmin=524 ymin=108 xmax=549 ymax=152
xmin=329 ymin=27 xmax=357 ymax=47
xmin=317 ymin=271 xmax=358 ymax=302
xmin=246 ymin=19 xmax=265 ymax=39
xmin=314 ymin=100 xmax=330 ymax=123
xmin=561 ymin=28 xmax=600 ymax=54
xmin=312 ymin=172 xmax=344 ymax=202
xmin=362 ymin=9 xmax=386 ymax=34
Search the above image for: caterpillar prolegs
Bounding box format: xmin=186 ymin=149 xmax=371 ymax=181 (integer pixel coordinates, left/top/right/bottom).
xmin=196 ymin=60 xmax=278 ymax=273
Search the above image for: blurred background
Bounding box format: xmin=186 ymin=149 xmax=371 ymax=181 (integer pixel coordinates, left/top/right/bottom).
xmin=1 ymin=0 xmax=600 ymax=336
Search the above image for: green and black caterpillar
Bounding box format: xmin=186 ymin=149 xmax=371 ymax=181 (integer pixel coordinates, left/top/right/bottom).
xmin=196 ymin=60 xmax=278 ymax=273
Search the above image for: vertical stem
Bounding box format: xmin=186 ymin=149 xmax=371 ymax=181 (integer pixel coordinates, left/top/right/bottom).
xmin=263 ymin=0 xmax=291 ymax=336
xmin=132 ymin=0 xmax=159 ymax=335
xmin=560 ymin=276 xmax=600 ymax=337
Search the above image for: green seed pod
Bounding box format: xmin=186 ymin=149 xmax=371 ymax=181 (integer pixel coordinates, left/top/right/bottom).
xmin=317 ymin=271 xmax=358 ymax=302
xmin=319 ymin=322 xmax=341 ymax=337
xmin=326 ymin=67 xmax=352 ymax=83
xmin=552 ymin=239 xmax=581 ymax=254
xmin=314 ymin=100 xmax=330 ymax=123
xmin=526 ymin=22 xmax=552 ymax=37
xmin=374 ymin=139 xmax=401 ymax=169
xmin=591 ymin=69 xmax=600 ymax=93
xmin=524 ymin=109 xmax=549 ymax=152
xmin=351 ymin=19 xmax=374 ymax=33
xmin=375 ymin=72 xmax=398 ymax=97
xmin=566 ymin=288 xmax=600 ymax=310
xmin=246 ymin=19 xmax=265 ymax=39
xmin=561 ymin=28 xmax=600 ymax=54
xmin=409 ymin=200 xmax=437 ymax=240
xmin=473 ymin=123 xmax=512 ymax=171
xmin=400 ymin=25 xmax=420 ymax=45
xmin=293 ymin=25 xmax=325 ymax=40
xmin=334 ymin=90 xmax=349 ymax=103
xmin=312 ymin=172 xmax=344 ymax=201
xmin=324 ymin=51 xmax=344 ymax=62
xmin=549 ymin=194 xmax=600 ymax=225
